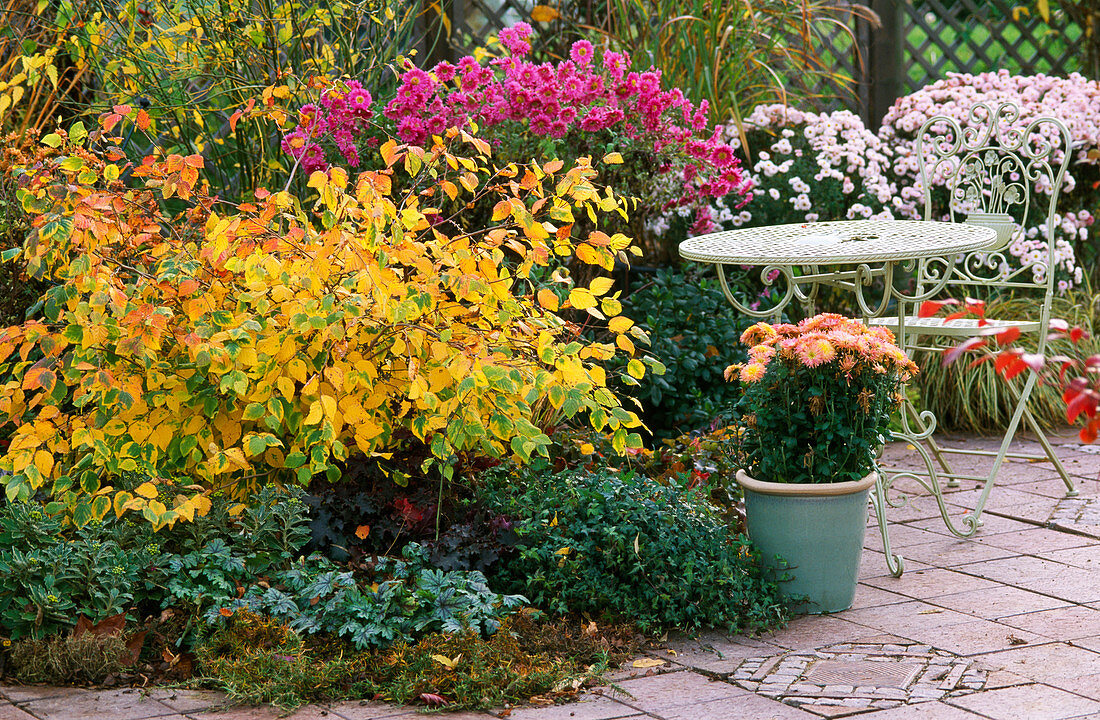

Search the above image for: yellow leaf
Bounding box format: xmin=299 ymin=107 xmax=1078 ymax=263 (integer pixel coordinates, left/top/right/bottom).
xmin=431 ymin=653 xmax=461 ymax=669
xmin=568 ymin=288 xmax=596 ymax=310
xmin=616 ymin=335 xmax=636 ymax=354
xmin=304 ymin=400 xmax=323 ymax=426
xmin=589 ymin=277 xmax=614 ymax=296
xmin=148 ymin=499 xmax=167 ymax=515
xmin=307 ymin=170 xmax=328 ymax=190
xmin=277 ymin=376 xmax=296 ymax=400
xmin=603 ymin=152 xmax=624 ymax=164
xmin=627 ymin=359 xmax=645 ymax=379
xmin=192 ymin=495 xmax=212 ymax=517
xmin=537 ymin=288 xmax=559 ymax=311
xmin=175 ymin=498 xmax=195 ymax=522
xmin=632 ymin=658 xmax=666 ymax=668
xmin=320 ymin=394 xmax=337 ymax=420
xmin=33 ymin=450 xmax=53 ymax=478
xmin=580 ymin=442 xmax=595 ymax=454
xmin=1037 ymin=0 xmax=1049 ymax=21
xmin=224 ymin=447 xmax=249 ymax=470
xmin=609 ymin=316 xmax=634 ymax=333
xmin=530 ymin=4 xmax=560 ymax=21
xmin=554 ymin=547 xmax=571 ymax=555
xmin=135 ymin=481 xmax=158 ymax=499
xmin=113 ymin=491 xmax=134 ymax=518
xmin=329 ymin=166 xmax=348 ymax=189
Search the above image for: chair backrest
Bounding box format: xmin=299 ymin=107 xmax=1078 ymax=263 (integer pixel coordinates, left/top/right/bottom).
xmin=914 ymin=101 xmax=1073 ymax=299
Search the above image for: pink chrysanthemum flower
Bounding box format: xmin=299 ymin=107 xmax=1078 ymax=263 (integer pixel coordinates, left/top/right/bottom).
xmin=796 ymin=337 xmax=836 ymax=367
xmin=740 ymin=362 xmax=767 ymax=383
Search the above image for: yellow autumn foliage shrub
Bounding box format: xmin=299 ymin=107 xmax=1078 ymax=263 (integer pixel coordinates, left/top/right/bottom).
xmin=0 ymin=113 xmax=655 ymax=529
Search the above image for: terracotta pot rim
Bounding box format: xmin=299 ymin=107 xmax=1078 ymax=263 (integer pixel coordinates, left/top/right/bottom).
xmin=735 ymin=469 xmax=878 ymax=497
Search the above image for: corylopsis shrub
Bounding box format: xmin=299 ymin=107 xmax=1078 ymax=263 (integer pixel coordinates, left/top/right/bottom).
xmin=0 ymin=110 xmax=651 ymax=529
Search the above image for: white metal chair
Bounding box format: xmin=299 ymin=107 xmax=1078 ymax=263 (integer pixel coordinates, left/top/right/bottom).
xmin=876 ymin=100 xmax=1078 ymax=539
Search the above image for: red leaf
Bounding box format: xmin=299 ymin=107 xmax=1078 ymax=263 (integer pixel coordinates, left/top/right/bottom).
xmin=944 ymin=309 xmax=971 ymax=322
xmin=942 ymin=336 xmax=986 ymax=366
xmin=995 ymin=326 xmax=1021 ymax=345
xmin=1070 ymin=327 xmax=1088 ymax=343
xmin=994 ymin=351 xmax=1018 ymax=375
xmin=1064 ymin=376 xmax=1089 ymax=403
xmin=420 ymin=693 xmax=447 ymax=706
xmin=919 ymin=300 xmax=953 ymax=318
xmin=1081 ymin=419 xmax=1100 ymax=443
xmin=1003 ymin=358 xmax=1028 ymax=380
xmin=1066 ymin=390 xmax=1097 ymax=423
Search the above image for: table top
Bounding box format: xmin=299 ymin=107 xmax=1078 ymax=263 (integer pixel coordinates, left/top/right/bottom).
xmin=678 ymin=219 xmax=998 ymax=265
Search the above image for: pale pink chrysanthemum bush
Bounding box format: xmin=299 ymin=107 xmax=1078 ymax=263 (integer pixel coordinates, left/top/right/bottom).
xmin=880 ymin=71 xmax=1100 ymax=292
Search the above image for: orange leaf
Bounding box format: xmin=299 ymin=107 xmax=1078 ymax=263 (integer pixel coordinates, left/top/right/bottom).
xmin=135 ymin=109 xmax=151 ymax=131
xmin=355 ymin=524 xmax=371 ymax=539
xmin=101 ymin=113 xmax=123 ymax=132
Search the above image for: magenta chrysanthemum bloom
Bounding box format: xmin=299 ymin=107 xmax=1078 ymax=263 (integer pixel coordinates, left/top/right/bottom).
xmin=570 ymin=40 xmax=594 ymax=66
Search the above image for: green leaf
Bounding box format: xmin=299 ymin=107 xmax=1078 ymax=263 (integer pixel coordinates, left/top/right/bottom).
xmin=284 ymin=451 xmax=307 ymax=468
xmin=72 ymin=501 xmax=92 ymax=527
xmin=69 ymin=121 xmax=87 ymax=143
xmin=242 ymin=402 xmax=266 ymax=421
xmin=41 ymin=133 xmax=63 ymax=148
xmin=0 ymin=247 xmax=19 ymax=262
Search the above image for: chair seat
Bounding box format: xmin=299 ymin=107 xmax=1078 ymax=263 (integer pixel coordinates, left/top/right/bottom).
xmin=870 ymin=316 xmax=1042 ymax=338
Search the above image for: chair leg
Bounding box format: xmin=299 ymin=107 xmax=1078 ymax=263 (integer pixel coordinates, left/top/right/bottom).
xmin=965 ymin=369 xmax=1039 ymax=528
xmin=1021 ymin=404 xmax=1078 ymax=496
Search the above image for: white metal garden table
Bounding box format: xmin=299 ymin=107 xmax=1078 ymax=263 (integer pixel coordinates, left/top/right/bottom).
xmin=679 ymin=219 xmax=998 ymax=577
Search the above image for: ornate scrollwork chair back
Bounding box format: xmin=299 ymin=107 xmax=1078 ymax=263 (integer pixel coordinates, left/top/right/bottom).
xmin=876 ymin=100 xmax=1077 ymax=539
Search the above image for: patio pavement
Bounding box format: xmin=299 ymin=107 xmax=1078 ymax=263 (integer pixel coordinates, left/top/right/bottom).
xmin=3 ymin=431 xmax=1099 ymax=719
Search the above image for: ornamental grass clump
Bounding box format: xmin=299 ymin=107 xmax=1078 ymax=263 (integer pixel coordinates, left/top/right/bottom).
xmin=729 ymin=314 xmax=917 ymax=485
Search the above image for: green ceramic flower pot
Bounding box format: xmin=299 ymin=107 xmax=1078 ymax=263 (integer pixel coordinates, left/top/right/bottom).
xmin=736 ymin=469 xmax=877 ymax=614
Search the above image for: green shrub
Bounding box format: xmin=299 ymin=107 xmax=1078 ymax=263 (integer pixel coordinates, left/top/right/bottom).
xmin=195 ymin=609 xmax=623 ymax=711
xmin=161 ymin=486 xmax=525 ymax=650
xmin=0 ymin=501 xmax=160 ymax=639
xmin=477 ymin=463 xmax=788 ymax=633
xmin=8 ymin=632 xmax=134 ymax=684
xmin=619 ymin=266 xmax=760 ymax=437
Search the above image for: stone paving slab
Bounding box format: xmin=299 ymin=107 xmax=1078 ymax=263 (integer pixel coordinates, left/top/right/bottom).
xmin=4 ymin=434 xmax=1100 ymax=720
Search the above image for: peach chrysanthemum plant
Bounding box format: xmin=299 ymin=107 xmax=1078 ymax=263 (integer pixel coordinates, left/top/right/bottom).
xmin=726 ymin=313 xmax=918 ymax=485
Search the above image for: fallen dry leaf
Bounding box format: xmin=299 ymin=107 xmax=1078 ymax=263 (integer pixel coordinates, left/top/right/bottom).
xmin=632 ymin=657 xmax=667 ymax=668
